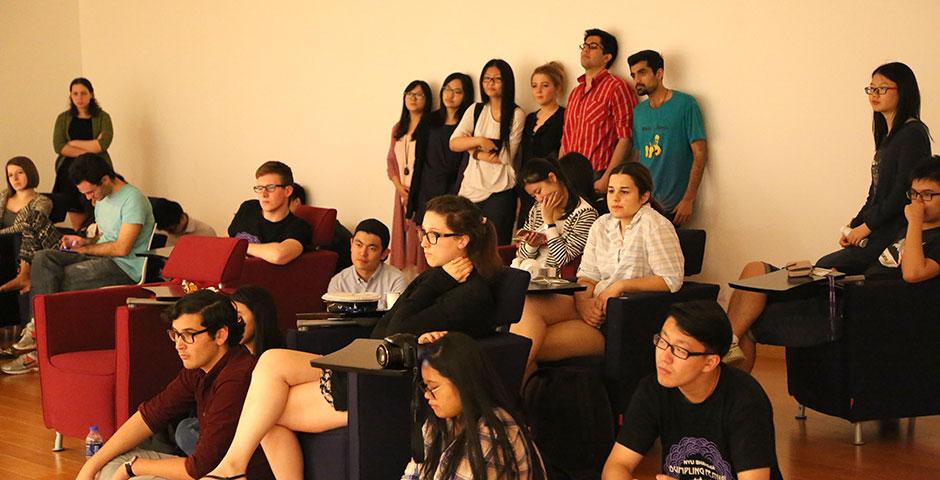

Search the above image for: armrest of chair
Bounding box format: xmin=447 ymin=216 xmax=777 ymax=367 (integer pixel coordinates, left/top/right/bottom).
xmin=239 ymin=250 xmax=339 ymax=331
xmin=603 ymin=282 xmax=719 ymax=416
xmin=285 ymin=326 xmax=371 ymax=355
xmin=114 ymin=304 xmax=182 ymax=425
xmin=34 ymin=286 xmax=151 ymax=358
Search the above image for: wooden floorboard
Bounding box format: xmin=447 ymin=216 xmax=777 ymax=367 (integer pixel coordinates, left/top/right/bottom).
xmin=1 ymin=327 xmax=938 ymax=478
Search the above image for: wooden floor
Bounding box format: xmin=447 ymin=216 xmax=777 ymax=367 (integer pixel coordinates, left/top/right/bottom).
xmin=1 ymin=328 xmax=938 ymax=479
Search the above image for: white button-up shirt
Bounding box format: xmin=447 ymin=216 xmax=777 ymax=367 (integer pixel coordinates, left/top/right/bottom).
xmin=577 ymin=204 xmax=684 ymax=295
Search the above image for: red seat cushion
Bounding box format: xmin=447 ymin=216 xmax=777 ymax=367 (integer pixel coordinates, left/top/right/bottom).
xmin=49 ymin=349 xmax=116 ymax=376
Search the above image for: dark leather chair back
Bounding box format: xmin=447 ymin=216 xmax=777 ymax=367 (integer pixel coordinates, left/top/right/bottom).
xmin=677 ymin=229 xmax=706 ymax=276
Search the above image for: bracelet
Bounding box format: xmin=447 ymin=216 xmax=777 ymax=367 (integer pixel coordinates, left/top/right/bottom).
xmin=124 ymin=455 xmax=138 ymax=477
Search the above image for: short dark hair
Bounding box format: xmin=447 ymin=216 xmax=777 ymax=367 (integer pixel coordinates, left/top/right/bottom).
xmin=164 ymin=290 xmax=244 ymax=348
xmin=627 ymin=50 xmax=664 ymax=72
xmin=667 ymin=300 xmax=732 ymax=358
xmin=5 ymin=156 xmax=40 ymax=190
xmin=584 ymin=28 xmax=619 ymax=69
xmin=355 ymin=218 xmax=391 ymax=250
xmin=289 ymin=183 xmax=307 ymax=205
xmin=68 ymin=153 xmax=115 ymax=186
xmin=255 ymin=161 xmax=294 ymax=186
xmin=911 ymin=156 xmax=940 ymax=185
xmin=151 ymin=198 xmax=184 ymax=231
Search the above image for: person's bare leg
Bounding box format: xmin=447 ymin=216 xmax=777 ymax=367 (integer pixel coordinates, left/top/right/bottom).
xmin=511 ymin=294 xmax=580 ymax=381
xmin=0 ymin=261 xmax=30 ymax=293
xmin=203 ymin=349 xmax=341 ymax=478
xmin=259 ymin=426 xmax=305 ymax=480
xmin=726 ymin=261 xmax=769 ymax=373
xmin=539 ymin=320 xmax=605 ymax=361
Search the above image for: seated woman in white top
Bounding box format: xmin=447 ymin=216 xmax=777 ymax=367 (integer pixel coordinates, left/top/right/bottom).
xmin=511 ymin=162 xmax=684 ymax=378
xmin=514 ymin=158 xmax=597 ymax=271
xmin=450 ymin=58 xmax=526 ymax=245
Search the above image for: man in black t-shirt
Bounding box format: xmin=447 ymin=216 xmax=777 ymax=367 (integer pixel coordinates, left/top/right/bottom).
xmin=603 ymin=301 xmax=781 ymax=480
xmin=227 ymin=161 xmax=312 ymax=265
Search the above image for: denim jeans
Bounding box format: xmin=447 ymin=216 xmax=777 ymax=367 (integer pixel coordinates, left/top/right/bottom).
xmin=28 ymin=249 xmax=133 ymax=317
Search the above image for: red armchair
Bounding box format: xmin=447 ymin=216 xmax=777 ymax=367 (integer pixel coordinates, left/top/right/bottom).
xmin=236 ymin=206 xmax=339 ymax=330
xmin=35 ymin=236 xmax=249 ymax=449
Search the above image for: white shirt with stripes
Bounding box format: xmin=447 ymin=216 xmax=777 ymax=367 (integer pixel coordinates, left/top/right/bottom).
xmin=577 ymin=204 xmax=684 ymax=295
xmin=516 ymin=197 xmax=598 ymax=269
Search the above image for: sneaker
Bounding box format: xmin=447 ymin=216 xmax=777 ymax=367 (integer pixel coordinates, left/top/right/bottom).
xmin=2 ymin=352 xmax=38 ymax=375
xmin=723 ymin=335 xmax=747 ymax=369
xmin=12 ymin=320 xmax=36 ymax=352
xmin=0 ymin=346 xmax=18 ymax=358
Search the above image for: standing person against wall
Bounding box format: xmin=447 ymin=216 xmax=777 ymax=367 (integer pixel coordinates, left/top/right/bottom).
xmin=411 ymin=73 xmax=475 ymax=227
xmin=451 ymin=59 xmax=526 ymax=245
xmin=518 ymin=62 xmax=567 ymax=226
xmin=628 ymin=50 xmax=708 ymax=226
xmin=561 ymin=29 xmax=638 ymax=206
xmin=53 ymin=77 xmax=114 ymax=231
xmin=388 ymin=80 xmax=433 ymax=272
xmin=816 ymin=61 xmax=932 ymax=274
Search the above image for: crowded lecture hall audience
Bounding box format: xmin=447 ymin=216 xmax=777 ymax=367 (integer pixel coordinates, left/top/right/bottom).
xmin=0 ymin=26 xmax=935 ymax=480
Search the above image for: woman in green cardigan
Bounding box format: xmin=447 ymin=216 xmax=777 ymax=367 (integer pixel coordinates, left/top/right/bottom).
xmin=52 ymin=77 xmax=113 ymax=230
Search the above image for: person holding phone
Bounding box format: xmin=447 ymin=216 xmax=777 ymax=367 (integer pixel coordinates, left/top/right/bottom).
xmin=514 ymin=158 xmax=597 ymax=272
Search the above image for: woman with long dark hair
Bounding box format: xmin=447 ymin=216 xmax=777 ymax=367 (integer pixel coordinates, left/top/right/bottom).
xmin=52 ymin=77 xmax=114 ymax=230
xmin=816 ymin=62 xmax=932 ymax=273
xmin=388 ymin=80 xmax=434 ymax=273
xmin=232 ymin=286 xmax=283 ymax=356
xmin=513 ymin=158 xmax=597 ymax=271
xmin=450 ymin=59 xmax=526 ymax=245
xmin=512 ymin=163 xmax=684 ymax=378
xmin=410 ymin=73 xmax=475 ymax=227
xmin=201 ymin=195 xmax=502 ymax=480
xmin=401 ymin=332 xmax=546 ymax=480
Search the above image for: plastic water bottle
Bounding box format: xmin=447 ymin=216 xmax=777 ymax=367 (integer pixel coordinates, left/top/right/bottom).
xmin=85 ymin=425 xmax=103 ymax=458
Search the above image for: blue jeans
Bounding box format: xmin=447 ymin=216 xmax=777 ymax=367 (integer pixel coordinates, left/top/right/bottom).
xmin=28 ymin=249 xmax=133 ymax=317
xmin=174 ymin=416 xmax=200 ymax=455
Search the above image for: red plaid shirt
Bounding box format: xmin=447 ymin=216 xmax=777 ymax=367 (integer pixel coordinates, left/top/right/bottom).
xmin=562 ymin=69 xmax=638 ymax=171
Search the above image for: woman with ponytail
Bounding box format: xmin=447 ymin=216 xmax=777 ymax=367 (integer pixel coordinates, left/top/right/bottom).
xmin=512 ymin=162 xmax=684 ymax=378
xmin=202 ymin=194 xmax=501 ymax=480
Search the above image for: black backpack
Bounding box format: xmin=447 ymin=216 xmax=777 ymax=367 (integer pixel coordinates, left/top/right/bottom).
xmin=523 ymin=360 xmax=614 ymax=480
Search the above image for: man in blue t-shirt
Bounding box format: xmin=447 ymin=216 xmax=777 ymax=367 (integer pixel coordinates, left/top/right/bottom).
xmin=3 ymin=153 xmax=154 ymax=375
xmin=628 ymin=50 xmax=708 ymax=225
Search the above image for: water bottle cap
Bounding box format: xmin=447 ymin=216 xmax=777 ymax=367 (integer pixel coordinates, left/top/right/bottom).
xmin=90 ymin=425 xmax=99 ymax=431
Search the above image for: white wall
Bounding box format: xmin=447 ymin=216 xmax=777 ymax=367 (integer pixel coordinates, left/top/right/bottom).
xmin=6 ymin=0 xmax=939 ymax=300
xmin=0 ymin=0 xmax=82 ymax=190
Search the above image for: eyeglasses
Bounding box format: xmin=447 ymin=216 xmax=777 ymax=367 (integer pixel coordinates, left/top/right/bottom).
xmin=482 ymin=76 xmax=503 ymax=84
xmin=907 ymin=189 xmax=938 ymax=201
xmin=579 ymin=42 xmax=602 ymax=51
xmin=405 ymin=92 xmax=426 ymax=99
xmin=420 ymin=381 xmax=442 ymax=399
xmin=253 ymin=184 xmax=287 ymax=193
xmin=443 ymin=87 xmax=464 ymax=95
xmin=652 ymin=333 xmax=713 ymax=360
xmin=168 ymin=328 xmax=210 ymax=344
xmin=419 ymin=228 xmax=461 ymax=245
xmin=864 ymin=86 xmax=897 ymax=95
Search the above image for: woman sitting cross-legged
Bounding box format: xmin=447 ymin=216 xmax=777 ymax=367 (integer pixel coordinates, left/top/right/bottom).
xmin=200 ymin=194 xmax=502 ymax=480
xmin=511 ymin=162 xmax=684 ymax=379
xmin=400 ymin=331 xmax=546 ymax=480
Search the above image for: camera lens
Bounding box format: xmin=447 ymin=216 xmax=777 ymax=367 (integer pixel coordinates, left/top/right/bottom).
xmin=376 ymin=344 xmax=390 ymax=367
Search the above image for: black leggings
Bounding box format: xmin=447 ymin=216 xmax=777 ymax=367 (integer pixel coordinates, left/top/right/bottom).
xmin=477 ymin=188 xmax=517 ymax=246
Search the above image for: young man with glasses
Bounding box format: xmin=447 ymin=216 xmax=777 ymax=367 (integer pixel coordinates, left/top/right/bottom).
xmin=628 ymin=50 xmax=708 ymax=226
xmin=227 ymin=161 xmax=311 ymax=265
xmin=76 ymin=290 xmax=274 ymax=480
xmin=561 ymin=28 xmax=638 ymax=201
xmin=603 ymin=300 xmax=781 ymax=480
xmin=726 ymin=159 xmax=940 ymax=373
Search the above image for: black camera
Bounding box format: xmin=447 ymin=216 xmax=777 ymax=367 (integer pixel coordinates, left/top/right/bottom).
xmin=376 ymin=333 xmax=420 ymax=369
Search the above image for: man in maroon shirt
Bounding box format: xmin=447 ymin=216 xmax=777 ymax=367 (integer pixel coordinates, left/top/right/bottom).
xmin=561 ymin=28 xmax=638 ymax=198
xmin=77 ymin=290 xmax=273 ymax=480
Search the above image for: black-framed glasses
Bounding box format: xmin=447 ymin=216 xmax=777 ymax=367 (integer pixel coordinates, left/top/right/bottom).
xmin=405 ymin=92 xmax=425 ymax=99
xmin=418 ymin=228 xmax=461 ymax=245
xmin=907 ymin=189 xmax=938 ymax=201
xmin=443 ymin=87 xmax=464 ymax=95
xmin=652 ymin=333 xmax=713 ymax=360
xmin=482 ymin=76 xmax=503 ymax=84
xmin=253 ymin=184 xmax=288 ymax=193
xmin=420 ymin=381 xmax=442 ymax=399
xmin=579 ymin=42 xmax=602 ymax=51
xmin=864 ymin=86 xmax=897 ymax=95
xmin=168 ymin=328 xmax=210 ymax=344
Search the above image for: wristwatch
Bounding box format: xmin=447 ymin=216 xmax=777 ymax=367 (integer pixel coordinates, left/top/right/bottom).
xmin=124 ymin=455 xmax=139 ymax=477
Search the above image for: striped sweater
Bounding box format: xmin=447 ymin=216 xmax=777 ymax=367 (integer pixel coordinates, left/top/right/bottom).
xmin=516 ymin=197 xmax=598 ymax=269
